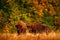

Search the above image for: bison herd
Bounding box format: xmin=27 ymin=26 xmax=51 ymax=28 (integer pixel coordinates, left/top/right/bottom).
xmin=15 ymin=21 xmax=51 ymax=35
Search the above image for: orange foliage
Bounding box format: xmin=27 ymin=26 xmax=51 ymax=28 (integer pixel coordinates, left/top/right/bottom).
xmin=2 ymin=24 xmax=10 ymax=33
xmin=38 ymin=4 xmax=44 ymax=10
xmin=41 ymin=0 xmax=48 ymax=5
xmin=39 ymin=12 xmax=44 ymax=17
xmin=49 ymin=5 xmax=56 ymax=15
xmin=32 ymin=0 xmax=39 ymax=8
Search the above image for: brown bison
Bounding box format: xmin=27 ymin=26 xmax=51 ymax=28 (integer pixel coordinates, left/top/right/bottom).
xmin=27 ymin=22 xmax=51 ymax=34
xmin=15 ymin=20 xmax=27 ymax=35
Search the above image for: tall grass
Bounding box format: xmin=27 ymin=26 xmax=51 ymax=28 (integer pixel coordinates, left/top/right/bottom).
xmin=0 ymin=32 xmax=60 ymax=40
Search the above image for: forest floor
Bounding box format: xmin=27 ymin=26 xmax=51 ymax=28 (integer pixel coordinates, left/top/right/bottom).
xmin=0 ymin=32 xmax=60 ymax=40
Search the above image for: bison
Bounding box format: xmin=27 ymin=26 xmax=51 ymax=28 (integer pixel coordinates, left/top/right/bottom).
xmin=15 ymin=20 xmax=27 ymax=35
xmin=27 ymin=22 xmax=51 ymax=34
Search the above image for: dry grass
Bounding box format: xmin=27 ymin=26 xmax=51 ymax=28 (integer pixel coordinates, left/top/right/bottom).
xmin=0 ymin=32 xmax=60 ymax=40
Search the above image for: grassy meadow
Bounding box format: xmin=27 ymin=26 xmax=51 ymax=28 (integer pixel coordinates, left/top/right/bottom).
xmin=0 ymin=32 xmax=60 ymax=40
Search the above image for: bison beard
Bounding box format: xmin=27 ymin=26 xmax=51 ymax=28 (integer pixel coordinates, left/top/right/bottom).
xmin=27 ymin=23 xmax=51 ymax=34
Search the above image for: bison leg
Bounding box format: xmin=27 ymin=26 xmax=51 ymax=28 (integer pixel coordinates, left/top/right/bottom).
xmin=32 ymin=29 xmax=36 ymax=34
xmin=45 ymin=28 xmax=51 ymax=35
xmin=17 ymin=30 xmax=21 ymax=35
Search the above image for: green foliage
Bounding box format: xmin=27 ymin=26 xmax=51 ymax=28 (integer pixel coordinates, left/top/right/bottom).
xmin=42 ymin=11 xmax=54 ymax=26
xmin=0 ymin=0 xmax=60 ymax=33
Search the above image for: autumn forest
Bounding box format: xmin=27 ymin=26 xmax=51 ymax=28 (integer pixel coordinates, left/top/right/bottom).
xmin=0 ymin=0 xmax=60 ymax=40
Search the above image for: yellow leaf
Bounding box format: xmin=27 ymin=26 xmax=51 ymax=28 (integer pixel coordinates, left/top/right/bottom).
xmin=39 ymin=12 xmax=44 ymax=17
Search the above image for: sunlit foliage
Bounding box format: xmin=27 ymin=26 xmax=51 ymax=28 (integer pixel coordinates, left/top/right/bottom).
xmin=0 ymin=0 xmax=60 ymax=33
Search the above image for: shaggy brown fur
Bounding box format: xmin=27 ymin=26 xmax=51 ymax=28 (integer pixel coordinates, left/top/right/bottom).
xmin=27 ymin=22 xmax=51 ymax=34
xmin=15 ymin=21 xmax=27 ymax=35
